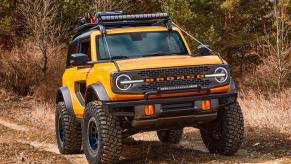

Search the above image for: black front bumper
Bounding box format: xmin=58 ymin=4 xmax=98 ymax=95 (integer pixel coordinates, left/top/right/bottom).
xmin=102 ymin=92 xmax=237 ymax=130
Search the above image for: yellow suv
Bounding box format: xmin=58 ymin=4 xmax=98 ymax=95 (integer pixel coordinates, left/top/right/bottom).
xmin=55 ymin=12 xmax=244 ymax=163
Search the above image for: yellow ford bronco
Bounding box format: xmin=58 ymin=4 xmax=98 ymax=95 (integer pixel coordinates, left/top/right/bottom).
xmin=55 ymin=11 xmax=244 ymax=163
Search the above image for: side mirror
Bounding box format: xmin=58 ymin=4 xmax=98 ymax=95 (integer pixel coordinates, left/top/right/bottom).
xmin=195 ymin=45 xmax=211 ymax=56
xmin=70 ymin=53 xmax=88 ymax=66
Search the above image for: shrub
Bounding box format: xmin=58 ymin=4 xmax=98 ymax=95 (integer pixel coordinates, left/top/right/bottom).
xmin=0 ymin=40 xmax=66 ymax=99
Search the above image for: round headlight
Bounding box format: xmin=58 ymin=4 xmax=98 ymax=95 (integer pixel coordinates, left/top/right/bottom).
xmin=215 ymin=67 xmax=228 ymax=83
xmin=116 ymin=74 xmax=132 ymax=90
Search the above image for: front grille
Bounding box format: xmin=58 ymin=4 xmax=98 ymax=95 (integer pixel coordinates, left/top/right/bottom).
xmin=111 ymin=64 xmax=229 ymax=94
xmin=137 ymin=66 xmax=213 ymax=92
xmin=137 ymin=66 xmax=210 ymax=77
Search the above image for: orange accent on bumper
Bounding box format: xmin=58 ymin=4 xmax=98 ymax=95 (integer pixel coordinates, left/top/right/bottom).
xmin=202 ymin=100 xmax=211 ymax=111
xmin=145 ymin=105 xmax=155 ymax=116
xmin=210 ymin=84 xmax=230 ymax=93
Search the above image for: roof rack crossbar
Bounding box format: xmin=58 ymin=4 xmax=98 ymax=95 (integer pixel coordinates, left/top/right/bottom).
xmin=96 ymin=11 xmax=123 ymax=18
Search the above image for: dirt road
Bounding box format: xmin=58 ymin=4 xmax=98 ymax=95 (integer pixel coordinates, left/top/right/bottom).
xmin=0 ymin=96 xmax=290 ymax=163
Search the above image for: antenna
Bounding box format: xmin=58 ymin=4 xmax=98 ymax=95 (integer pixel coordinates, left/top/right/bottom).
xmin=171 ymin=22 xmax=212 ymax=52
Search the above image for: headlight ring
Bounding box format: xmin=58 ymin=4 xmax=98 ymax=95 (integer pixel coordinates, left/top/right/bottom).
xmin=214 ymin=67 xmax=228 ymax=83
xmin=116 ymin=74 xmax=132 ymax=90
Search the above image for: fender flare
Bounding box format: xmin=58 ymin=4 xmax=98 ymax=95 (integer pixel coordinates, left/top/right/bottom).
xmin=229 ymin=77 xmax=236 ymax=92
xmin=56 ymin=87 xmax=75 ymax=116
xmin=85 ymin=83 xmax=109 ymax=104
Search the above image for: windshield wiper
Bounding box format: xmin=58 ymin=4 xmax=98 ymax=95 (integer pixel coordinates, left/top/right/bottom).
xmin=110 ymin=56 xmax=129 ymax=59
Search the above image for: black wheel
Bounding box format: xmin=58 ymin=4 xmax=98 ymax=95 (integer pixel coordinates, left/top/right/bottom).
xmin=200 ymin=101 xmax=244 ymax=156
xmin=157 ymin=129 xmax=183 ymax=144
xmin=82 ymin=101 xmax=122 ymax=164
xmin=55 ymin=101 xmax=82 ymax=154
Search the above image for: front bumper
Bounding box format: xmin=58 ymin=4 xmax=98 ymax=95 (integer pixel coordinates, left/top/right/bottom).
xmin=102 ymin=92 xmax=237 ymax=130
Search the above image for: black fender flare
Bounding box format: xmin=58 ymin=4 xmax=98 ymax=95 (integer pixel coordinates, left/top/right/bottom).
xmin=56 ymin=87 xmax=75 ymax=116
xmin=229 ymin=77 xmax=236 ymax=92
xmin=85 ymin=83 xmax=109 ymax=105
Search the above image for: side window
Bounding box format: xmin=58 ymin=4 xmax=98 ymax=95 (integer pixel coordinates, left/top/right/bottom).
xmin=67 ymin=42 xmax=78 ymax=66
xmin=80 ymin=39 xmax=91 ymax=61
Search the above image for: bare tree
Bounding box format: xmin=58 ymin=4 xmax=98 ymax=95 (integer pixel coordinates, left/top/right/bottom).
xmin=93 ymin=0 xmax=133 ymax=12
xmin=256 ymin=0 xmax=291 ymax=92
xmin=17 ymin=0 xmax=66 ymax=97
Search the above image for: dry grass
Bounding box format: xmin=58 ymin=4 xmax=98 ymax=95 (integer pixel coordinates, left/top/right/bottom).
xmin=29 ymin=102 xmax=55 ymax=129
xmin=0 ymin=44 xmax=43 ymax=96
xmin=6 ymin=99 xmax=56 ymax=130
xmin=239 ymin=90 xmax=291 ymax=135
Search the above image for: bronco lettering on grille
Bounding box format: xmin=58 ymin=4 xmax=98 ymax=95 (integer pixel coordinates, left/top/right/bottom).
xmin=145 ymin=74 xmax=205 ymax=83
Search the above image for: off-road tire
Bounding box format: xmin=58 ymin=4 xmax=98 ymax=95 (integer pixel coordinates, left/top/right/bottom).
xmin=157 ymin=129 xmax=183 ymax=144
xmin=82 ymin=101 xmax=122 ymax=164
xmin=55 ymin=101 xmax=82 ymax=154
xmin=200 ymin=101 xmax=244 ymax=156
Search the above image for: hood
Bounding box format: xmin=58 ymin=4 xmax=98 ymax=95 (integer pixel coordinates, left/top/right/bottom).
xmin=115 ymin=55 xmax=224 ymax=71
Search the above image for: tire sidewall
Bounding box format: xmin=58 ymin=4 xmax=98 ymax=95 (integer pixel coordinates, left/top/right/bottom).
xmin=55 ymin=103 xmax=65 ymax=153
xmin=82 ymin=103 xmax=103 ymax=162
xmin=201 ymin=110 xmax=227 ymax=153
xmin=200 ymin=101 xmax=244 ymax=155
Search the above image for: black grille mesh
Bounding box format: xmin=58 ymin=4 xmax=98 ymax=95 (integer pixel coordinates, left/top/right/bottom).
xmin=137 ymin=66 xmax=213 ymax=92
xmin=137 ymin=66 xmax=210 ymax=77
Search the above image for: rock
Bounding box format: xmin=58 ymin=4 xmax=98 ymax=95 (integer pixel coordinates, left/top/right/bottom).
xmin=253 ymin=142 xmax=260 ymax=146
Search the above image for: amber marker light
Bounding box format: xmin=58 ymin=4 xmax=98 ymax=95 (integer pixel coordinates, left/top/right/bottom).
xmin=145 ymin=105 xmax=155 ymax=116
xmin=202 ymin=100 xmax=211 ymax=111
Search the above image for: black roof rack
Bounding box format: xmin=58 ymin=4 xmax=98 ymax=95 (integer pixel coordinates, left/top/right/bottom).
xmin=96 ymin=11 xmax=123 ymax=18
xmin=73 ymin=11 xmax=171 ymax=39
xmin=99 ymin=13 xmax=168 ymax=22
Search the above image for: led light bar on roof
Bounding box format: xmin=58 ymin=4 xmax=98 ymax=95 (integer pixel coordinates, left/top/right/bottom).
xmin=100 ymin=13 xmax=169 ymax=22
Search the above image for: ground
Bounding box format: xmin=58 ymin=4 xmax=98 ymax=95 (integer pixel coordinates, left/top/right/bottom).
xmin=0 ymin=92 xmax=290 ymax=163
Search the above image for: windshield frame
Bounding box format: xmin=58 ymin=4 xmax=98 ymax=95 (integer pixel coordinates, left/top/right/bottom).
xmin=96 ymin=30 xmax=188 ymax=61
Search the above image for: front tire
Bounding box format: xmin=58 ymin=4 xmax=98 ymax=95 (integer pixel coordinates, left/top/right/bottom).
xmin=55 ymin=101 xmax=82 ymax=154
xmin=82 ymin=101 xmax=122 ymax=164
xmin=157 ymin=129 xmax=183 ymax=144
xmin=200 ymin=101 xmax=244 ymax=156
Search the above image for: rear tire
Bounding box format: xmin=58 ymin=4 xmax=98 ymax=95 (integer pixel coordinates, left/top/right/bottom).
xmin=55 ymin=101 xmax=82 ymax=154
xmin=82 ymin=101 xmax=122 ymax=164
xmin=157 ymin=129 xmax=183 ymax=144
xmin=200 ymin=101 xmax=244 ymax=156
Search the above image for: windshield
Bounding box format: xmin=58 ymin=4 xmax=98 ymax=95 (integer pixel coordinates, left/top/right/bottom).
xmin=97 ymin=31 xmax=187 ymax=60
